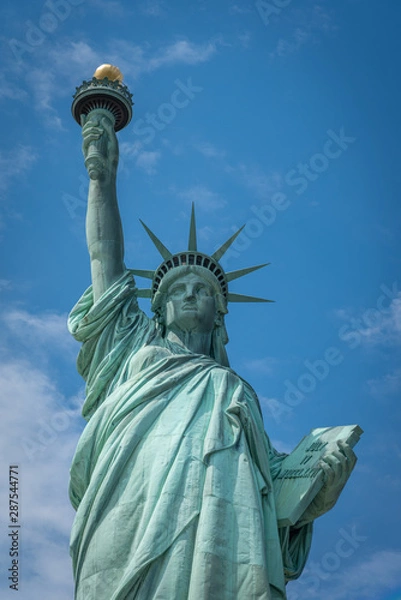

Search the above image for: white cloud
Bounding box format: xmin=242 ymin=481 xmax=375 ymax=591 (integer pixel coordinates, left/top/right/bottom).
xmin=1 ymin=308 xmax=77 ymax=360
xmin=177 ymin=184 xmax=227 ymax=212
xmin=51 ymin=40 xmax=101 ymax=73
xmin=336 ymin=292 xmax=401 ymax=348
xmin=292 ymin=549 xmax=401 ymax=600
xmin=0 ymin=357 xmax=82 ymax=599
xmin=120 ymin=142 xmax=161 ymax=174
xmin=139 ymin=0 xmax=167 ymax=17
xmin=367 ymin=368 xmax=401 ymax=397
xmin=0 ymin=302 xmax=84 ymax=598
xmin=161 ymin=137 xmax=185 ymax=156
xmin=135 ymin=150 xmax=161 ymax=174
xmin=194 ymin=141 xmax=226 ymax=160
xmin=3 ymin=35 xmax=219 ymax=129
xmin=229 ymin=4 xmax=252 ymax=15
xmin=0 ymin=145 xmax=38 ymax=194
xmin=259 ymin=395 xmax=293 ymax=424
xmin=238 ymin=163 xmax=283 ymax=199
xmin=269 ymin=28 xmax=310 ymax=59
xmin=120 ymin=140 xmax=143 ymax=157
xmin=238 ymin=31 xmax=252 ymax=48
xmin=271 ymin=438 xmax=293 ymax=455
xmin=61 ymin=38 xmax=219 ymax=81
xmin=0 ymin=74 xmax=28 ymax=101
xmin=191 ymin=148 xmax=285 ymax=203
xmin=25 ymin=68 xmax=64 ymax=130
xmin=244 ymin=356 xmax=278 ymax=374
xmin=147 ymin=39 xmax=219 ymax=71
xmin=0 ymin=279 xmax=12 ymax=290
xmin=268 ymin=3 xmax=336 ymax=60
xmin=88 ymin=0 xmax=130 ymax=17
xmin=197 ymin=225 xmax=215 ymax=243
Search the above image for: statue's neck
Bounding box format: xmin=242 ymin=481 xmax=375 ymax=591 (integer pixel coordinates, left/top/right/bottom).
xmin=166 ymin=328 xmax=212 ymax=357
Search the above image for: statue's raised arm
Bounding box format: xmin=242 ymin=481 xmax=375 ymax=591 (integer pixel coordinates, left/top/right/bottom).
xmin=81 ymin=113 xmax=125 ymax=301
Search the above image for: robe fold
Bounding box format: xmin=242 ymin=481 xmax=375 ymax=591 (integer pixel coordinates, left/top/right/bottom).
xmin=68 ymin=271 xmax=312 ymax=600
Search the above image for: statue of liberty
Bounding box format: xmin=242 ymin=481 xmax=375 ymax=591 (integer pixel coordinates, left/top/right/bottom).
xmin=68 ymin=66 xmax=359 ymax=600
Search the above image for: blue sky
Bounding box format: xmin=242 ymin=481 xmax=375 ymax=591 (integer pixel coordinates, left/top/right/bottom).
xmin=0 ymin=0 xmax=400 ymax=598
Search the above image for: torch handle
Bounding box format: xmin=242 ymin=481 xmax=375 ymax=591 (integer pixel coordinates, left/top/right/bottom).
xmin=83 ymin=109 xmax=116 ymax=180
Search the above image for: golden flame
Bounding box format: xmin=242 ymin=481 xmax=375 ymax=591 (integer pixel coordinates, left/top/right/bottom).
xmin=93 ymin=64 xmax=124 ymax=82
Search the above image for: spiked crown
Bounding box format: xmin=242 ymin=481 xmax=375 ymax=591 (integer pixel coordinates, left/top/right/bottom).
xmin=131 ymin=205 xmax=273 ymax=306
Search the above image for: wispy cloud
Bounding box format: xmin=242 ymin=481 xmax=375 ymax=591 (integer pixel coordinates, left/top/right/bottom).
xmin=244 ymin=356 xmax=278 ymax=374
xmin=0 ymin=73 xmax=28 ymax=101
xmin=192 ymin=143 xmax=284 ymax=202
xmin=0 ymin=145 xmax=38 ymax=194
xmin=176 ymin=184 xmax=227 ymax=212
xmin=135 ymin=150 xmax=161 ymax=175
xmin=3 ymin=36 xmax=219 ymax=129
xmin=1 ymin=309 xmax=76 ymax=360
xmin=259 ymin=395 xmax=293 ymax=423
xmin=336 ymin=292 xmax=401 ymax=347
xmin=238 ymin=163 xmax=283 ymax=200
xmin=367 ymin=368 xmax=401 ymax=397
xmin=88 ymin=0 xmax=130 ymax=17
xmin=146 ymin=39 xmax=219 ymax=71
xmin=0 ymin=357 xmax=82 ymax=598
xmin=53 ymin=38 xmax=219 ymax=81
xmin=293 ymin=549 xmax=401 ymax=600
xmin=271 ymin=438 xmax=293 ymax=454
xmin=0 ymin=279 xmax=12 ymax=291
xmin=268 ymin=3 xmax=336 ymax=60
xmin=25 ymin=69 xmax=64 ymax=130
xmin=269 ymin=28 xmax=311 ymax=59
xmin=193 ymin=141 xmax=226 ymax=160
xmin=0 ymin=301 xmax=84 ymax=598
xmin=139 ymin=0 xmax=167 ymax=17
xmin=238 ymin=31 xmax=252 ymax=48
xmin=121 ymin=141 xmax=162 ymax=174
xmin=50 ymin=40 xmax=101 ymax=73
xmin=229 ymin=4 xmax=252 ymax=15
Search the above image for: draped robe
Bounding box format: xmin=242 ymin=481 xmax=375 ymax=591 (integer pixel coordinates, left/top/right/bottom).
xmin=68 ymin=271 xmax=313 ymax=600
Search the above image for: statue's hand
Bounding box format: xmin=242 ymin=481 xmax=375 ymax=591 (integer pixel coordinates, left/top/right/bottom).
xmin=315 ymin=441 xmax=357 ymax=516
xmin=296 ymin=441 xmax=357 ymax=526
xmin=81 ymin=113 xmax=119 ymax=182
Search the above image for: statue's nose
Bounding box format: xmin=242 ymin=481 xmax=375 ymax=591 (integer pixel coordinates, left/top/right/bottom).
xmin=184 ymin=287 xmax=196 ymax=300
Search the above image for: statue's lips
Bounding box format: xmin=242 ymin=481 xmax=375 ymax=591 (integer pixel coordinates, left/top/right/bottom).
xmin=181 ymin=304 xmax=198 ymax=311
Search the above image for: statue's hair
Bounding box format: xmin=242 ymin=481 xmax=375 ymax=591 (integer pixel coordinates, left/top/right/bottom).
xmin=151 ymin=265 xmax=230 ymax=367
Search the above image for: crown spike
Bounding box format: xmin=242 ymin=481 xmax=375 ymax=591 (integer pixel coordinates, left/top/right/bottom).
xmin=129 ymin=269 xmax=155 ymax=279
xmin=211 ymin=225 xmax=245 ymax=262
xmin=139 ymin=220 xmax=172 ymax=260
xmin=227 ymin=292 xmax=274 ymax=303
xmin=188 ymin=203 xmax=198 ymax=251
xmin=226 ymin=263 xmax=270 ymax=283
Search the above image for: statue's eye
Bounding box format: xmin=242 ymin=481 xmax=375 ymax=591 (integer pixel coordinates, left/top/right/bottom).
xmin=196 ymin=285 xmax=211 ymax=296
xmin=169 ymin=285 xmax=185 ymax=297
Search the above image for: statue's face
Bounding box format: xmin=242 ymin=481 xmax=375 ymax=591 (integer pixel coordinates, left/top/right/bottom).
xmin=164 ymin=273 xmax=216 ymax=334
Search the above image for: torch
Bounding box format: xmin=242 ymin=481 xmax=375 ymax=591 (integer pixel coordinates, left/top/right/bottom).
xmin=71 ymin=64 xmax=133 ymax=179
